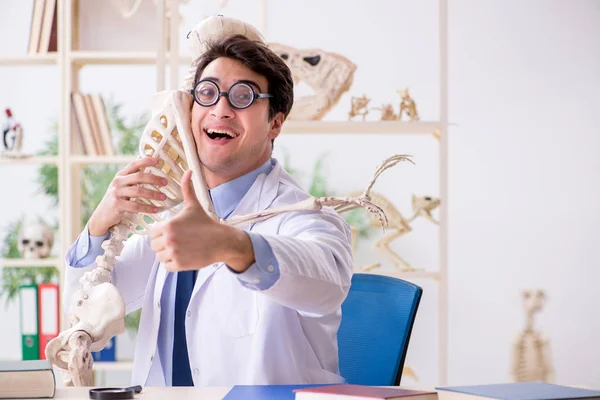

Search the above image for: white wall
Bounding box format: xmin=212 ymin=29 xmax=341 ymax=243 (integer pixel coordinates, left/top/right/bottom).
xmin=1 ymin=0 xmax=599 ymax=388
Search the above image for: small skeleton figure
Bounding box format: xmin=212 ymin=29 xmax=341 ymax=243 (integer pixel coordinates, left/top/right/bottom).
xmin=2 ymin=108 xmax=24 ymax=155
xmin=397 ymin=88 xmax=419 ymax=121
xmin=510 ymin=289 xmax=555 ymax=383
xmin=353 ymin=193 xmax=440 ymax=272
xmin=370 ymin=103 xmax=397 ymax=121
xmin=18 ymin=216 xmax=54 ymax=259
xmin=348 ymin=95 xmax=371 ymax=121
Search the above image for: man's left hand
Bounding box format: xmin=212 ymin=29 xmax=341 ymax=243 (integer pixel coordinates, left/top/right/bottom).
xmin=148 ymin=170 xmax=255 ymax=272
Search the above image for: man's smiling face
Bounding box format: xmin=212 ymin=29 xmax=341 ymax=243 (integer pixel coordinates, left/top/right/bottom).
xmin=191 ymin=57 xmax=283 ymax=188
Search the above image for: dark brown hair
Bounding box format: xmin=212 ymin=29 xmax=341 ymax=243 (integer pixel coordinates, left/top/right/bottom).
xmin=193 ymin=34 xmax=294 ymax=122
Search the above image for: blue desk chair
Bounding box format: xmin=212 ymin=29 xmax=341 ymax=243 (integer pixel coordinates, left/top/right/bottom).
xmin=337 ymin=273 xmax=423 ymax=386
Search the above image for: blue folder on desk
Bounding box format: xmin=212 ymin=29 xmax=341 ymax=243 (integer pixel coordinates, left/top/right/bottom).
xmin=436 ymin=382 xmax=600 ymax=400
xmin=223 ymin=384 xmax=334 ymax=400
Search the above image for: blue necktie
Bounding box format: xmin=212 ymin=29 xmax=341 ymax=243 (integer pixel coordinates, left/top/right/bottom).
xmin=172 ymin=270 xmax=196 ymax=386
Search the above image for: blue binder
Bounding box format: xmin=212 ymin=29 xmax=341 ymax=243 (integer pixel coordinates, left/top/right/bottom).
xmin=92 ymin=336 xmax=116 ymax=362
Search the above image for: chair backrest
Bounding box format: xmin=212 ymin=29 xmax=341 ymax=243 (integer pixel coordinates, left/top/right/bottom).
xmin=337 ymin=273 xmax=423 ymax=386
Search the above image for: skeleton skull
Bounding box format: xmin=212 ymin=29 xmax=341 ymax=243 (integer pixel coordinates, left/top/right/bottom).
xmin=522 ymin=289 xmax=545 ymax=314
xmin=411 ymin=195 xmax=441 ymax=214
xmin=18 ymin=217 xmax=54 ymax=259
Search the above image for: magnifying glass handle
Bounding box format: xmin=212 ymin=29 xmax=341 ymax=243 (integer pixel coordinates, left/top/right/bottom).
xmin=126 ymin=385 xmax=142 ymax=393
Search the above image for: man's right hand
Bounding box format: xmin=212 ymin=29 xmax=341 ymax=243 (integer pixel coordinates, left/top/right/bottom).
xmin=88 ymin=157 xmax=169 ymax=236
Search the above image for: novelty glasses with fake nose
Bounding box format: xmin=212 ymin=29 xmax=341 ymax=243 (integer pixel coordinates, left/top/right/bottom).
xmin=191 ymin=79 xmax=273 ymax=109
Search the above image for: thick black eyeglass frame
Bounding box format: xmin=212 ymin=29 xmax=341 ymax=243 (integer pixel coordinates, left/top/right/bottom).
xmin=190 ymin=79 xmax=273 ymax=110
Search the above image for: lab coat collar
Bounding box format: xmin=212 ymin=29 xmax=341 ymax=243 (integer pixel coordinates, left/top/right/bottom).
xmin=226 ymin=157 xmax=282 ymax=225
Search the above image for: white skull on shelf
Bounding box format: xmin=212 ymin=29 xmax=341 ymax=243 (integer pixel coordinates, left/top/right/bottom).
xmin=17 ymin=217 xmax=54 ymax=259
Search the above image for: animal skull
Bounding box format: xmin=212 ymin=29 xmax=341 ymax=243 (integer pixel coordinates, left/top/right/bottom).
xmin=268 ymin=43 xmax=356 ymax=120
xmin=18 ymin=218 xmax=54 ymax=259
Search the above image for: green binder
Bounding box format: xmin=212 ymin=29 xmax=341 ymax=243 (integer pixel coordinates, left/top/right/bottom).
xmin=18 ymin=284 xmax=39 ymax=360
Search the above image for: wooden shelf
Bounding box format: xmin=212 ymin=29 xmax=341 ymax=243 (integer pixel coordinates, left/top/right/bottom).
xmin=93 ymin=361 xmax=134 ymax=372
xmin=69 ymin=155 xmax=138 ymax=165
xmin=70 ymin=51 xmax=192 ymax=66
xmin=0 ymin=155 xmax=59 ymax=165
xmin=0 ymin=54 xmax=58 ymax=66
xmin=0 ymin=258 xmax=60 ymax=268
xmin=281 ymin=120 xmax=441 ymax=134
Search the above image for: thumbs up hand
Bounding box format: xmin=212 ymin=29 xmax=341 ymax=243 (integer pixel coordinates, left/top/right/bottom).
xmin=148 ymin=170 xmax=255 ymax=273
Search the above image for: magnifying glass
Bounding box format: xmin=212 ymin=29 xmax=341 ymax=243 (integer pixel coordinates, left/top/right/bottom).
xmin=89 ymin=385 xmax=143 ymax=400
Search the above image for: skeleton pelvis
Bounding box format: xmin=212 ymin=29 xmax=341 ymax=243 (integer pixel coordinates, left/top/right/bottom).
xmin=69 ymin=282 xmax=126 ymax=348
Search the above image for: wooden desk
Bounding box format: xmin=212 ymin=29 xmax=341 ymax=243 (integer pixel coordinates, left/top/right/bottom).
xmin=53 ymin=386 xmax=232 ymax=399
xmin=51 ymin=386 xmax=441 ymax=399
xmin=48 ymin=384 xmax=600 ymax=400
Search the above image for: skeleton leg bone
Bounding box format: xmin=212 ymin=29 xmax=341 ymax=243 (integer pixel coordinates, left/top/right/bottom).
xmin=66 ymin=331 xmax=93 ymax=387
xmin=373 ymin=226 xmax=419 ymax=272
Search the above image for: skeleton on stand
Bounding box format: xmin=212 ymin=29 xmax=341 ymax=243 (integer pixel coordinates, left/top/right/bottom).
xmin=510 ymin=289 xmax=554 ymax=383
xmin=44 ymin=15 xmax=413 ymax=386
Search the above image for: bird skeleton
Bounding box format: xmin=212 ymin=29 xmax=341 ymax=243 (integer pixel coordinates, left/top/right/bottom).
xmin=44 ymin=16 xmax=413 ymax=386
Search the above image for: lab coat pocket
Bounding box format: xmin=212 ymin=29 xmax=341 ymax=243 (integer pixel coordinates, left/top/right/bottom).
xmin=211 ymin=271 xmax=259 ymax=338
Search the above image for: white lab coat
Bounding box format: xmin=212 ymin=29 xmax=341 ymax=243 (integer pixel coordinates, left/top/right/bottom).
xmin=63 ymin=159 xmax=354 ymax=386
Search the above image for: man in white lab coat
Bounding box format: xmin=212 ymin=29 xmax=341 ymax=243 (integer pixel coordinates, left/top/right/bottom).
xmin=63 ymin=34 xmax=354 ymax=386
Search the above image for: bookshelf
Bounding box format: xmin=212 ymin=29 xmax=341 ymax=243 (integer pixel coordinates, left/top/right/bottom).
xmin=0 ymin=54 xmax=58 ymax=66
xmin=1 ymin=0 xmax=449 ymax=387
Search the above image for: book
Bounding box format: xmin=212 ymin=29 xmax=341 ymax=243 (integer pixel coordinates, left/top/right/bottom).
xmin=92 ymin=336 xmax=116 ymax=362
xmin=0 ymin=360 xmax=55 ymax=399
xmin=223 ymin=384 xmax=335 ymax=400
xmin=435 ymin=382 xmax=600 ymax=400
xmin=294 ymin=384 xmax=438 ymax=400
xmin=37 ymin=283 xmax=59 ymax=360
xmin=38 ymin=0 xmax=57 ymax=53
xmin=18 ymin=284 xmax=39 ymax=360
xmin=27 ymin=0 xmax=45 ymax=55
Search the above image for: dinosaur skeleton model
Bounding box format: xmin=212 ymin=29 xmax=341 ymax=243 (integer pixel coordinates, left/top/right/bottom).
xmin=44 ymin=16 xmax=414 ymax=386
xmin=397 ymin=88 xmax=419 ymax=121
xmin=352 ymin=192 xmax=440 ymax=272
xmin=348 ymin=95 xmax=371 ymax=121
xmin=268 ymin=42 xmax=356 ymax=120
xmin=510 ymin=289 xmax=554 ymax=383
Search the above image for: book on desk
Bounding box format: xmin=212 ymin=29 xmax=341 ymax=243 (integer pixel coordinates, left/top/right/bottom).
xmin=0 ymin=359 xmax=55 ymax=399
xmin=436 ymin=382 xmax=600 ymax=400
xmin=223 ymin=384 xmax=437 ymax=399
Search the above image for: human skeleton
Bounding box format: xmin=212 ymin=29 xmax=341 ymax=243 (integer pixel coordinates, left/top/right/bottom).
xmin=510 ymin=289 xmax=554 ymax=383
xmin=44 ymin=16 xmax=412 ymax=386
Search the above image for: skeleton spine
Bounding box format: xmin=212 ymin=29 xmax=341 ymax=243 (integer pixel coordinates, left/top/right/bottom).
xmin=79 ymin=222 xmax=131 ymax=289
